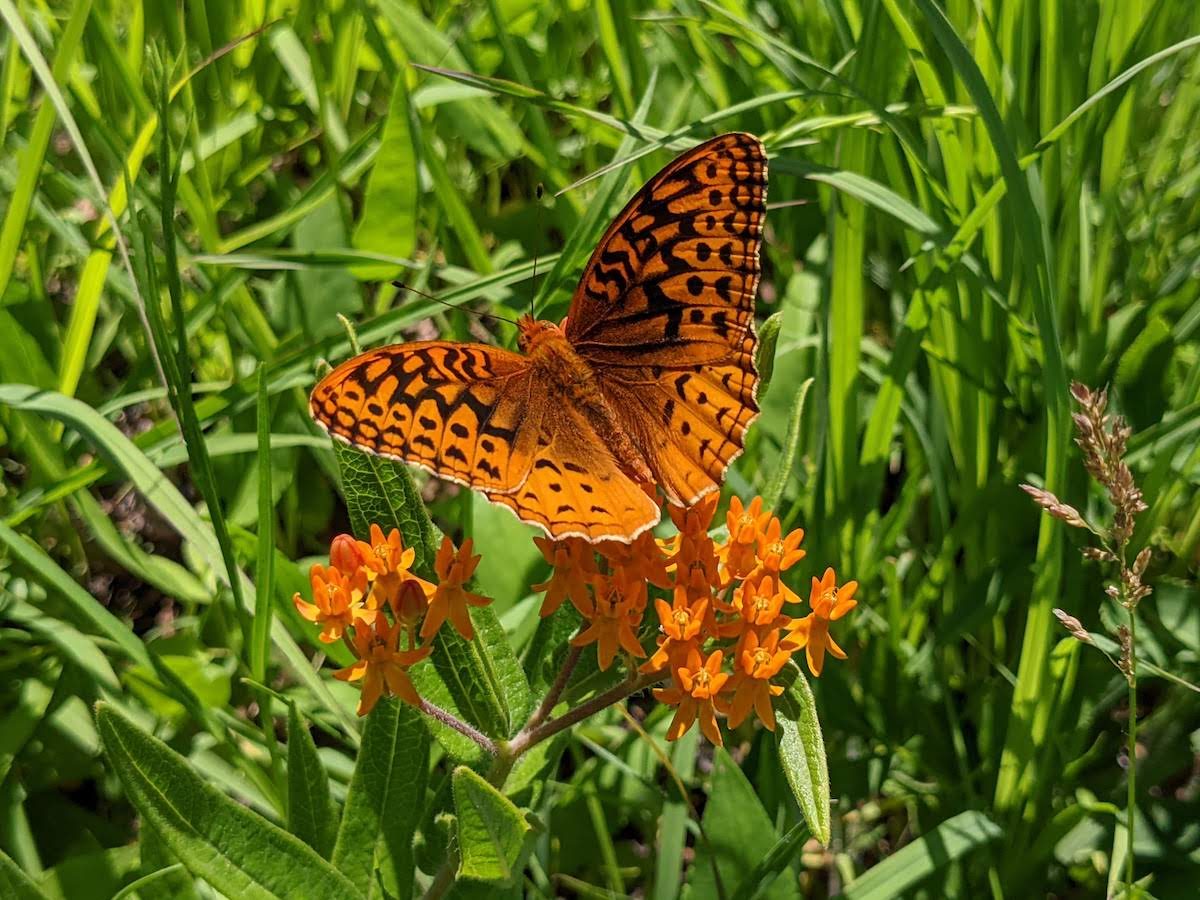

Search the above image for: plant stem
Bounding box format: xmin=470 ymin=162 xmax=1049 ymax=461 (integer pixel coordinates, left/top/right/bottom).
xmin=1125 ymin=607 xmax=1137 ymax=891
xmin=509 ymin=670 xmax=666 ymax=757
xmin=525 ymin=645 xmax=583 ymax=731
xmin=419 ymin=698 xmax=497 ymax=755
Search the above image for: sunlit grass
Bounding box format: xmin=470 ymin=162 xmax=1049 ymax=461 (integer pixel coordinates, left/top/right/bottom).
xmin=0 ymin=1 xmax=1198 ymax=897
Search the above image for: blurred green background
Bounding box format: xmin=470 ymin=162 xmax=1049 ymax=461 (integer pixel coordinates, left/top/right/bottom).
xmin=1 ymin=0 xmax=1198 ymax=897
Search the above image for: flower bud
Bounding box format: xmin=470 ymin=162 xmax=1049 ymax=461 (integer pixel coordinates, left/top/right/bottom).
xmin=393 ymin=578 xmax=428 ymax=631
xmin=331 ymin=533 xmax=364 ymax=574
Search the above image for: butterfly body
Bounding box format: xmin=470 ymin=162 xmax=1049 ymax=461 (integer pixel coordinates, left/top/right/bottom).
xmin=516 ymin=314 xmax=655 ymax=485
xmin=313 ymin=133 xmax=767 ymax=542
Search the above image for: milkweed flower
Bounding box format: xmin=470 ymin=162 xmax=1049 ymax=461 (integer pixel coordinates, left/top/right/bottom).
xmin=723 ymin=495 xmax=771 ymax=579
xmin=600 ymin=531 xmax=672 ymax=590
xmin=653 ymin=648 xmax=729 ymax=745
xmin=642 ymin=586 xmax=708 ymax=675
xmin=783 ymin=568 xmax=858 ymax=676
xmin=723 ymin=628 xmax=789 ymax=729
xmin=736 ymin=575 xmax=790 ymax=630
xmin=532 ymin=536 xmax=597 ymax=617
xmin=571 ymin=570 xmax=647 ymax=670
xmin=335 ymin=614 xmax=431 ymax=716
xmin=421 ymin=536 xmax=491 ymax=641
xmin=749 ymin=518 xmax=805 ymax=603
xmin=293 ymin=564 xmax=372 ymax=644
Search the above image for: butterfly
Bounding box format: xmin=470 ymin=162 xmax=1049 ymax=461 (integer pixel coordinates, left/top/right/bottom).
xmin=311 ymin=132 xmax=767 ymax=543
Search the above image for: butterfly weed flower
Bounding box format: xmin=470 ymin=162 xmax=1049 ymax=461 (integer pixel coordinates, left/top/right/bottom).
xmin=392 ymin=577 xmax=431 ymax=650
xmin=599 ymin=531 xmax=672 ymax=590
xmin=723 ymin=628 xmax=789 ymax=730
xmin=642 ymin=586 xmax=709 ymax=676
xmin=653 ymin=648 xmax=730 ymax=745
xmin=722 ymin=495 xmax=771 ymax=579
xmin=532 ymin=536 xmax=598 ymax=618
xmin=735 ymin=575 xmax=791 ymax=630
xmin=571 ymin=569 xmax=648 ymax=670
xmin=783 ymin=568 xmax=858 ymax=677
xmin=335 ymin=614 xmax=431 ymax=716
xmin=421 ymin=536 xmax=492 ymax=641
xmin=293 ymin=563 xmax=373 ymax=644
xmin=749 ymin=518 xmax=806 ymax=603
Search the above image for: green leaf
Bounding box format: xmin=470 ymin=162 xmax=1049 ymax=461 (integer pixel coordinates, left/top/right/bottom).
xmin=688 ymin=748 xmax=800 ymax=900
xmin=0 ymin=0 xmax=90 ymax=306
xmin=96 ymin=703 xmax=362 ymax=900
xmin=729 ymin=821 xmax=811 ymax=900
xmin=252 ymin=364 xmax=275 ymax=685
xmin=502 ymin=731 xmax=568 ymax=810
xmin=652 ymin=726 xmax=699 ymax=900
xmin=774 ymin=661 xmax=831 ymax=845
xmin=352 ymin=73 xmax=418 ymax=279
xmin=775 ymin=160 xmax=943 ymax=236
xmin=754 ymin=311 xmax=783 ymax=396
xmin=452 ymin=766 xmax=532 ymax=885
xmin=761 ymin=377 xmax=813 ymax=512
xmin=332 ymin=698 xmax=430 ymax=899
xmin=843 ymin=810 xmax=1002 ymax=900
xmin=0 ymin=848 xmax=48 ymax=900
xmin=332 ymin=443 xmax=438 ymax=576
xmin=287 ymin=705 xmax=338 ymax=859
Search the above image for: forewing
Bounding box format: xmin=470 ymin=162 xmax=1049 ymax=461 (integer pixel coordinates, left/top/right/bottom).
xmin=310 ymin=341 xmax=541 ymax=493
xmin=484 ymin=405 xmax=661 ymax=543
xmin=564 ymin=132 xmax=767 ymax=367
xmin=598 ymin=330 xmax=759 ymax=506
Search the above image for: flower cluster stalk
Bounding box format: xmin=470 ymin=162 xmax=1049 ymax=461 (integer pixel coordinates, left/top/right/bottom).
xmin=1022 ymin=382 xmax=1151 ymax=892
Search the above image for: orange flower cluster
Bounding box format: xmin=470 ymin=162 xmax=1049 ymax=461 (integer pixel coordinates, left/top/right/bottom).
xmin=533 ymin=495 xmax=857 ymax=746
xmin=294 ymin=526 xmax=490 ymax=716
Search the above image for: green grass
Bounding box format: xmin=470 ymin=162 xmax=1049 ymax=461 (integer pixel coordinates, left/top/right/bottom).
xmin=2 ymin=1 xmax=1199 ymax=897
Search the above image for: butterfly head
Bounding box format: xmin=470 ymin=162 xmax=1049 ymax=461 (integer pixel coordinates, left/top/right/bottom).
xmin=516 ymin=314 xmax=565 ymax=354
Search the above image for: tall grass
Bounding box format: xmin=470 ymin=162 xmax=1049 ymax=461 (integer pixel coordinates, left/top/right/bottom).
xmin=1 ymin=1 xmax=1198 ymax=896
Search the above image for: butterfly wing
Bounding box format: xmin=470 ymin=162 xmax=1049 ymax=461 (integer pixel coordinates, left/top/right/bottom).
xmin=594 ymin=331 xmax=759 ymax=506
xmin=564 ymin=132 xmax=767 ymax=505
xmin=310 ymin=342 xmax=543 ymax=493
xmin=485 ymin=401 xmax=660 ymax=542
xmin=564 ymin=132 xmax=766 ymax=367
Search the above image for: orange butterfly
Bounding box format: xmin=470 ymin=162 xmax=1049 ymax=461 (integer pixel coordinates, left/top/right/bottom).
xmin=311 ymin=133 xmax=767 ymax=543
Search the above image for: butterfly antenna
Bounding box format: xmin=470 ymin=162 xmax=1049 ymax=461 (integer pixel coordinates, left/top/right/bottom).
xmin=530 ymin=183 xmax=544 ymax=320
xmin=391 ymin=281 xmax=519 ymax=328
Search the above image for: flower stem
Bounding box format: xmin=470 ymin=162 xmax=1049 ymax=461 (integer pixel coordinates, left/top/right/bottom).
xmin=1125 ymin=608 xmax=1137 ymax=891
xmin=526 ymin=645 xmax=583 ymax=731
xmin=419 ymin=698 xmax=497 ymax=756
xmin=509 ymin=670 xmax=666 ymax=757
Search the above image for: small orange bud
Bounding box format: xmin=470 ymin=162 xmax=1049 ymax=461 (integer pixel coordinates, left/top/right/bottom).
xmin=330 ymin=533 xmax=365 ymax=574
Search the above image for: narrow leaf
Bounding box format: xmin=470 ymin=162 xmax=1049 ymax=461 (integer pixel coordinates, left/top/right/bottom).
xmin=843 ymin=810 xmax=1002 ymax=900
xmin=452 ymin=766 xmax=532 ymax=885
xmin=762 ymin=377 xmax=813 ymax=512
xmin=332 ymin=698 xmax=430 ymax=899
xmin=353 ymin=74 xmax=419 ymax=278
xmin=287 ymin=705 xmax=337 ymax=859
xmin=688 ymin=748 xmax=800 ymax=900
xmin=96 ymin=703 xmax=362 ymax=900
xmin=754 ymin=311 xmax=783 ymax=396
xmin=252 ymin=365 xmax=275 ymax=683
xmin=0 ymin=848 xmax=48 ymax=900
xmin=774 ymin=661 xmax=831 ymax=844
